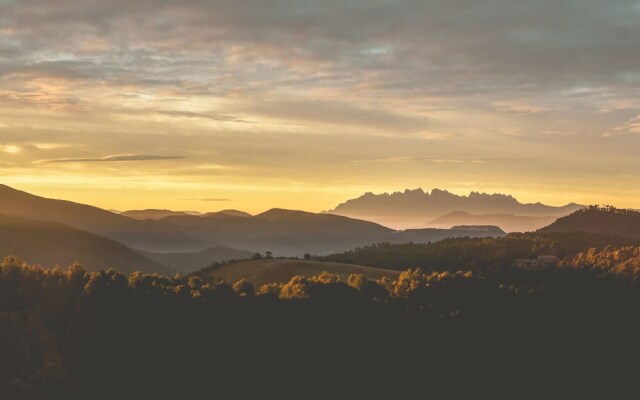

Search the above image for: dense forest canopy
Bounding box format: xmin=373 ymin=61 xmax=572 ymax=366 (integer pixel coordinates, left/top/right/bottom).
xmin=3 ymin=252 xmax=640 ymax=398
xmin=540 ymin=205 xmax=640 ymax=239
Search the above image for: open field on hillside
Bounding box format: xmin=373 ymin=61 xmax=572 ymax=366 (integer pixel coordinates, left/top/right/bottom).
xmin=204 ymin=259 xmax=400 ymax=287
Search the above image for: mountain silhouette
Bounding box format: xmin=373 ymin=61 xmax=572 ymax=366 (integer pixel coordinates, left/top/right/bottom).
xmin=201 ymin=210 xmax=252 ymax=218
xmin=0 ymin=184 xmax=508 ymax=257
xmin=328 ymin=188 xmax=583 ymax=229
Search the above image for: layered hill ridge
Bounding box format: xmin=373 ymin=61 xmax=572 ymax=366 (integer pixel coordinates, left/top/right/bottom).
xmin=0 ymin=184 xmax=205 ymax=252
xmin=0 ymin=184 xmax=508 ymax=258
xmin=157 ymin=208 xmax=395 ymax=256
xmin=0 ymin=214 xmax=171 ymax=274
xmin=120 ymin=209 xmax=251 ymax=220
xmin=327 ymin=188 xmax=583 ymax=229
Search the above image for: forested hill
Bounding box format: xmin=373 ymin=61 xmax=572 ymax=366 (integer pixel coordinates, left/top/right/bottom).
xmin=318 ymin=232 xmax=640 ymax=272
xmin=540 ymin=206 xmax=640 ymax=240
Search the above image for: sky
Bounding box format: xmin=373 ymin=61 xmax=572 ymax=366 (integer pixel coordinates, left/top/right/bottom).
xmin=1 ymin=0 xmax=640 ymax=213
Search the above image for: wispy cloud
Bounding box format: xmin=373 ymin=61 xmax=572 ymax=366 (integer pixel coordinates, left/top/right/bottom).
xmin=351 ymin=157 xmax=485 ymax=164
xmin=493 ymin=101 xmax=548 ymax=115
xmin=542 ymin=130 xmax=577 ymax=137
xmin=421 ymin=132 xmax=455 ymax=140
xmin=34 ymin=154 xmax=185 ymax=164
xmin=623 ymin=115 xmax=640 ymax=134
xmin=1 ymin=145 xmax=20 ymax=154
xmin=608 ymin=114 xmax=640 ymax=136
xmin=158 ymin=110 xmax=252 ymax=123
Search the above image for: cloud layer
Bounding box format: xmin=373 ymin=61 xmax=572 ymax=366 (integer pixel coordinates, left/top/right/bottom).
xmin=35 ymin=154 xmax=185 ymax=163
xmin=0 ymin=1 xmax=639 ymax=211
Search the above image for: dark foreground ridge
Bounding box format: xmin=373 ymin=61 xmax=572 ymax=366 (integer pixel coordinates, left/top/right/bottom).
xmin=2 ymin=255 xmax=640 ymax=398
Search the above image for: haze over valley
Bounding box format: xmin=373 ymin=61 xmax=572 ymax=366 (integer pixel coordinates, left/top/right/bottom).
xmin=1 ymin=184 xmax=511 ymax=273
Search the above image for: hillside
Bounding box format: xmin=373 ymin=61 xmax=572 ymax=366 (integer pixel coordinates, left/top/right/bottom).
xmin=0 ymin=214 xmax=172 ymax=274
xmin=197 ymin=259 xmax=400 ymax=287
xmin=429 ymin=211 xmax=557 ymax=232
xmin=141 ymin=246 xmax=255 ymax=274
xmin=0 ymin=184 xmax=204 ymax=252
xmin=540 ymin=206 xmax=640 ymax=240
xmin=327 ymin=188 xmax=582 ymax=229
xmin=159 ymin=208 xmax=394 ymax=256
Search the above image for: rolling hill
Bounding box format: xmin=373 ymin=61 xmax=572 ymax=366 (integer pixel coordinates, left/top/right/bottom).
xmin=0 ymin=184 xmax=205 ymax=252
xmin=540 ymin=206 xmax=640 ymax=240
xmin=0 ymin=184 xmax=508 ymax=257
xmin=198 ymin=259 xmax=401 ymax=288
xmin=158 ymin=208 xmax=395 ymax=256
xmin=328 ymin=188 xmax=582 ymax=229
xmin=429 ymin=211 xmax=557 ymax=232
xmin=0 ymin=214 xmax=172 ymax=274
xmin=141 ymin=246 xmax=255 ymax=274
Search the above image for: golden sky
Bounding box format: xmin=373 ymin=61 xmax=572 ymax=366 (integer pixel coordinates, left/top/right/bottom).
xmin=1 ymin=1 xmax=640 ymax=213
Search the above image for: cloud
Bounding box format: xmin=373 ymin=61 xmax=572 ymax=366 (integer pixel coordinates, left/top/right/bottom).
xmin=243 ymin=99 xmax=428 ymax=133
xmin=351 ymin=157 xmax=485 ymax=164
xmin=4 ymin=0 xmax=636 ymax=105
xmin=34 ymin=154 xmax=185 ymax=164
xmin=542 ymin=130 xmax=577 ymax=137
xmin=493 ymin=101 xmax=548 ymax=115
xmin=421 ymin=132 xmax=455 ymax=140
xmin=1 ymin=0 xmax=640 ymax=212
xmin=158 ymin=110 xmax=251 ymax=123
xmin=1 ymin=145 xmax=20 ymax=154
xmin=624 ymin=115 xmax=640 ymax=133
xmin=610 ymin=114 xmax=640 ymax=135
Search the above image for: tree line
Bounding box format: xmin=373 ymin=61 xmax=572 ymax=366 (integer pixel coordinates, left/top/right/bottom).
xmin=3 ymin=252 xmax=640 ymax=398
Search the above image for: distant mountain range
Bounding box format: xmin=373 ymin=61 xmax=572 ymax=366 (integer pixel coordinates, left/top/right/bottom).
xmin=327 ymin=188 xmax=584 ymax=230
xmin=0 ymin=185 xmax=509 ymax=269
xmin=119 ymin=209 xmax=250 ymax=220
